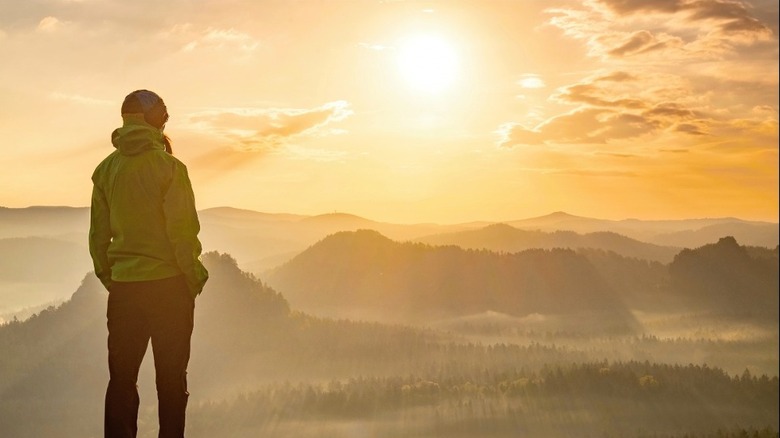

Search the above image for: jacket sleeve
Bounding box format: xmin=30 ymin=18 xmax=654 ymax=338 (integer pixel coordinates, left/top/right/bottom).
xmin=163 ymin=161 xmax=209 ymax=297
xmin=89 ymin=184 xmax=113 ymax=290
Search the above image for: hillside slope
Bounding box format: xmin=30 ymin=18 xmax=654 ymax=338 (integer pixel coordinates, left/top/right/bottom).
xmin=267 ymin=229 xmax=640 ymax=332
xmin=0 ymin=252 xmax=440 ymax=437
xmin=670 ymin=237 xmax=779 ymax=317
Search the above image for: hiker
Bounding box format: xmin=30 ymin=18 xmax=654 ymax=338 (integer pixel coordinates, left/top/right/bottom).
xmin=89 ymin=89 xmax=209 ymax=438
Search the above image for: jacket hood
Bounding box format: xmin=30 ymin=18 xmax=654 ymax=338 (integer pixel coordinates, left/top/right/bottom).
xmin=111 ymin=114 xmax=165 ymax=156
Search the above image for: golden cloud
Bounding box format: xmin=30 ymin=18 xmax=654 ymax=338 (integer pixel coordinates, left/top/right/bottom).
xmin=189 ymin=101 xmax=353 ymax=151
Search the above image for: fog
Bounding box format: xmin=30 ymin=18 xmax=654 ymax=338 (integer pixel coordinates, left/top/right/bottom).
xmin=0 ymin=207 xmax=777 ymax=437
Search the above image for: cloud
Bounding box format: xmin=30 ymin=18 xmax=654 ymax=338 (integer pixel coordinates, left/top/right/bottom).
xmin=595 ymin=151 xmax=640 ymax=158
xmin=594 ymin=0 xmax=773 ymax=38
xmin=548 ymin=0 xmax=774 ymax=62
xmin=552 ymin=71 xmax=695 ymax=111
xmin=496 ymin=108 xmax=662 ymax=147
xmin=546 ymin=169 xmax=638 ymax=177
xmin=643 ymin=102 xmax=698 ymax=119
xmin=606 ymin=30 xmax=683 ymax=57
xmin=189 ymin=101 xmax=353 ymax=151
xmin=518 ymin=74 xmax=546 ymax=89
xmin=161 ymin=23 xmax=260 ymax=53
xmin=49 ymin=92 xmax=113 ymax=106
xmin=497 ymin=69 xmax=728 ymax=147
xmin=37 ymin=16 xmax=61 ymax=33
xmin=675 ymin=122 xmax=708 ymax=135
xmin=752 ymin=105 xmax=778 ymax=117
xmin=595 ymin=71 xmax=638 ymax=82
xmin=554 ymin=82 xmax=647 ymax=109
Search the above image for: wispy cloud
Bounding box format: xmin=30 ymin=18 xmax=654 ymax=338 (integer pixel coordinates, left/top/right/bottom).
xmin=594 ymin=0 xmax=773 ymax=38
xmin=160 ymin=23 xmax=260 ymax=53
xmin=37 ymin=16 xmax=62 ymax=33
xmin=500 ymin=0 xmax=776 ymax=154
xmin=606 ymin=30 xmax=683 ymax=57
xmin=189 ymin=101 xmax=353 ymax=152
xmin=546 ymin=168 xmax=638 ymax=177
xmin=499 ymin=69 xmax=715 ymax=147
xmin=497 ymin=108 xmax=662 ymax=147
xmin=548 ymin=0 xmax=774 ymax=62
xmin=518 ymin=74 xmax=546 ymax=89
xmin=49 ymin=92 xmax=113 ymax=106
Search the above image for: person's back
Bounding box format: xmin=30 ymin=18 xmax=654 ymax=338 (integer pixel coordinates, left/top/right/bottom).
xmin=89 ymin=90 xmax=208 ymax=438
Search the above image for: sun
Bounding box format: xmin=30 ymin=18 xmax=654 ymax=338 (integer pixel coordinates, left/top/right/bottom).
xmin=396 ymin=35 xmax=459 ymax=93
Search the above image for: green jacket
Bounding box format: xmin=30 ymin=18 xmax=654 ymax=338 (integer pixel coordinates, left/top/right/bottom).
xmin=89 ymin=115 xmax=208 ymax=297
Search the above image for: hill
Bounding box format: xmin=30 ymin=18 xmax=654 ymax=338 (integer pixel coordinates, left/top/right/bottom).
xmin=267 ymin=229 xmax=640 ymax=332
xmin=0 ymin=252 xmax=443 ymax=436
xmin=416 ymin=223 xmax=680 ymax=263
xmin=670 ymin=237 xmax=779 ymax=317
xmin=1 ymin=250 xmax=777 ymax=437
xmin=2 ymin=205 xmax=776 ymax=314
xmin=0 ymin=206 xmax=89 ymax=240
xmin=197 ymin=207 xmax=459 ymax=274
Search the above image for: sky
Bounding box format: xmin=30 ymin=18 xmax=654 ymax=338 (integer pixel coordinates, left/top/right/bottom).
xmin=0 ymin=0 xmax=777 ymax=224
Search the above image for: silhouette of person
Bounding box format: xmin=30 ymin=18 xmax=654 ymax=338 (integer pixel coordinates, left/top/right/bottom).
xmin=89 ymin=89 xmax=209 ymax=438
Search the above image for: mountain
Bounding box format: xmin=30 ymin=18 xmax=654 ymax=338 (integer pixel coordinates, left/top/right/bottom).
xmin=2 ymin=205 xmax=776 ymax=314
xmin=508 ymin=212 xmax=778 ymax=248
xmin=0 ymin=252 xmax=442 ymax=437
xmin=669 ymin=236 xmax=779 ymax=316
xmin=266 ymin=229 xmax=640 ymax=333
xmin=1 ymin=249 xmax=777 ymax=437
xmin=197 ymin=207 xmax=462 ymax=274
xmin=416 ymin=223 xmax=681 ymax=263
xmin=0 ymin=206 xmax=88 ymax=241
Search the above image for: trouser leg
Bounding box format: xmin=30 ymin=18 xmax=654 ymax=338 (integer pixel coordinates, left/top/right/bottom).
xmin=148 ymin=276 xmax=195 ymax=438
xmin=105 ymin=287 xmax=150 ymax=438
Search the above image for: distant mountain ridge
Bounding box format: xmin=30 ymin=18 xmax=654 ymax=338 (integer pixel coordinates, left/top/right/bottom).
xmin=416 ymin=223 xmax=680 ymax=263
xmin=2 ymin=205 xmax=775 ymax=249
xmin=2 ymin=205 xmax=777 ymax=313
xmin=507 ymin=211 xmax=778 ymax=248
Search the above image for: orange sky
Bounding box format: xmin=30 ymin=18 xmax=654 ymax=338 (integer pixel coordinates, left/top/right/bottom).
xmin=0 ymin=0 xmax=777 ymax=223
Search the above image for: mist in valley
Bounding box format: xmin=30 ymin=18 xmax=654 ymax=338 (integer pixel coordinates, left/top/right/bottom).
xmin=0 ymin=207 xmax=778 ymax=437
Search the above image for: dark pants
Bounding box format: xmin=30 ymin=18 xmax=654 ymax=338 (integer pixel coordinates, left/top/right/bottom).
xmin=105 ymin=275 xmax=195 ymax=438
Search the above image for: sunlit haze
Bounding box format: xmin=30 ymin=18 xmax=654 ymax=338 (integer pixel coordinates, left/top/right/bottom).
xmin=0 ymin=0 xmax=777 ymax=223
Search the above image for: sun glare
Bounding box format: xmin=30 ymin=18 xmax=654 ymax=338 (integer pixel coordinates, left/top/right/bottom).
xmin=397 ymin=35 xmax=459 ymax=93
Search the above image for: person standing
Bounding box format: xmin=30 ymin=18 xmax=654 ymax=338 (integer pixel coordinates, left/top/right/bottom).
xmin=89 ymin=89 xmax=209 ymax=438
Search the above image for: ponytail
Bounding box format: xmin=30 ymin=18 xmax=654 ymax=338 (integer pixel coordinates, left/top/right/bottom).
xmin=163 ymin=135 xmax=173 ymax=155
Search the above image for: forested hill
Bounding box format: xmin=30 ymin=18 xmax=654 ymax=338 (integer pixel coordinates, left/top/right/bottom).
xmin=268 ymin=230 xmax=780 ymax=325
xmin=2 ymin=247 xmax=778 ymax=437
xmin=670 ymin=236 xmax=779 ymax=317
xmin=0 ymin=252 xmax=444 ymax=436
xmin=267 ymin=229 xmax=640 ymax=331
xmin=416 ymin=223 xmax=680 ymax=263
